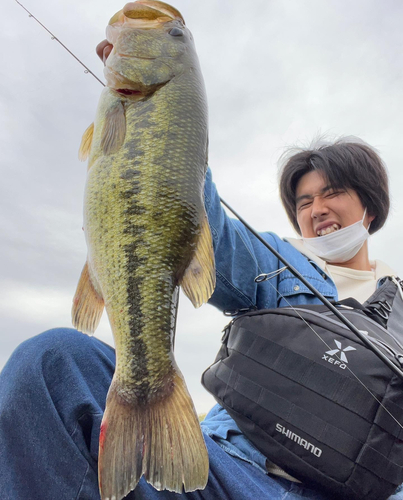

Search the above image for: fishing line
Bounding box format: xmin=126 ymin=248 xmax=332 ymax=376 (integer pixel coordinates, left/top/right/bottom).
xmin=14 ymin=0 xmax=105 ymax=87
xmin=220 ymin=198 xmax=403 ymax=430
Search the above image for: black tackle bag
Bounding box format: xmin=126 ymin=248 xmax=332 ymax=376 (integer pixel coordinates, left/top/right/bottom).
xmin=202 ymin=276 xmax=403 ymax=500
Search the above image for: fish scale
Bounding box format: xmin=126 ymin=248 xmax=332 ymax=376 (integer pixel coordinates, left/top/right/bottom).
xmin=72 ymin=3 xmax=214 ymax=498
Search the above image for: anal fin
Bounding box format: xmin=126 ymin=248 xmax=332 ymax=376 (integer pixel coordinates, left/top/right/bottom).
xmin=181 ymin=213 xmax=216 ymax=308
xmin=72 ymin=261 xmax=104 ymax=334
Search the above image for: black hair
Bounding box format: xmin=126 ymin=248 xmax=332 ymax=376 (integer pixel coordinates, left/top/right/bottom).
xmin=278 ymin=137 xmax=389 ymax=235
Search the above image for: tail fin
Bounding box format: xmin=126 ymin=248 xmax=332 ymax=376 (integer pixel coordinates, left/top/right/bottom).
xmin=98 ymin=373 xmax=209 ymax=500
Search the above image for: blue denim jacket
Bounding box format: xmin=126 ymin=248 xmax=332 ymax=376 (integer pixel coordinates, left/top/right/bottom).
xmin=200 ymin=168 xmax=338 ymax=472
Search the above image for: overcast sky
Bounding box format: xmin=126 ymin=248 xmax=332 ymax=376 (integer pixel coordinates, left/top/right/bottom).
xmin=1 ymin=0 xmax=403 ymax=412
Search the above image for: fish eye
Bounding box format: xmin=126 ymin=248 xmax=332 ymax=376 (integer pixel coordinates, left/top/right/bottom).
xmin=169 ymin=27 xmax=184 ymax=37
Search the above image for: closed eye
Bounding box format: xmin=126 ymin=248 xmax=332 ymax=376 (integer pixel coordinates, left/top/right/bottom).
xmin=297 ymin=200 xmax=313 ymax=211
xmin=325 ymin=190 xmax=343 ymax=199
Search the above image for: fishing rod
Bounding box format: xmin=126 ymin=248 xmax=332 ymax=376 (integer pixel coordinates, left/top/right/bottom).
xmin=14 ymin=0 xmax=105 ymax=87
xmin=220 ymin=196 xmax=403 ymax=381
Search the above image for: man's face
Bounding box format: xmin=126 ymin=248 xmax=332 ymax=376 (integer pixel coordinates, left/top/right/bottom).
xmin=295 ymin=170 xmax=374 ymax=238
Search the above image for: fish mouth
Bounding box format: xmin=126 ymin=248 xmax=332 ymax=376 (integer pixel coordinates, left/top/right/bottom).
xmin=115 ymin=88 xmax=144 ymax=96
xmin=104 ymin=1 xmax=184 ymax=96
xmin=124 ymin=1 xmax=184 ymax=23
xmin=104 ymin=67 xmax=146 ymax=96
xmin=108 ymin=1 xmax=185 ymax=30
xmin=105 ymin=66 xmax=167 ymax=98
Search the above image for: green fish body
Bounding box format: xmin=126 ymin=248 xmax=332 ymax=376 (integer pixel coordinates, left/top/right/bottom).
xmin=72 ymin=3 xmax=214 ymax=499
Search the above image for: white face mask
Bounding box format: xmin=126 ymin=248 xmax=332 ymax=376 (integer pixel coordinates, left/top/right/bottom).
xmin=301 ymin=209 xmax=370 ymax=263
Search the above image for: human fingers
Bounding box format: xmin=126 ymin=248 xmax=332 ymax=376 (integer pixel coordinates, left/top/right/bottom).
xmin=96 ymin=39 xmax=113 ymax=64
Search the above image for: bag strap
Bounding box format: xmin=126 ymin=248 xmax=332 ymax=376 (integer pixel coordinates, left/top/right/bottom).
xmin=337 ymin=277 xmax=401 ymax=329
xmin=363 ymin=276 xmax=403 ymax=329
xmin=383 ymin=278 xmax=403 ymax=342
xmin=337 ymin=297 xmax=366 ymax=310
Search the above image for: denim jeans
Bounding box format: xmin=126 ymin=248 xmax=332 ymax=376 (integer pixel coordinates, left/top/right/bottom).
xmin=1 ymin=328 xmax=402 ymax=500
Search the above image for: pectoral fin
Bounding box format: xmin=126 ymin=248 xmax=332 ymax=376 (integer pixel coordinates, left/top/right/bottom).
xmin=78 ymin=123 xmax=94 ymax=161
xmin=101 ymin=101 xmax=126 ymax=155
xmin=72 ymin=262 xmax=104 ymax=334
xmin=180 ymin=213 xmax=216 ymax=308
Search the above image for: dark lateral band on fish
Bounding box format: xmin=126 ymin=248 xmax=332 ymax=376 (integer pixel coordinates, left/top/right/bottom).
xmin=125 ymin=245 xmax=150 ymax=401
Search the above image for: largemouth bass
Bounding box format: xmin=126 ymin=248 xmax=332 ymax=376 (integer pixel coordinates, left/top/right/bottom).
xmin=71 ymin=2 xmax=214 ymax=498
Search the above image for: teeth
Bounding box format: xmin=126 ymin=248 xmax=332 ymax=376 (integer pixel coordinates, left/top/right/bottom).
xmin=317 ymin=224 xmax=340 ymax=236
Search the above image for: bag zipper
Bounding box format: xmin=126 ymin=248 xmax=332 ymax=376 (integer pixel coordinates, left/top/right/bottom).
xmin=325 ymin=308 xmax=403 ymax=351
xmin=229 ymin=306 xmax=403 ymax=368
xmin=288 ymin=306 xmax=403 ymax=354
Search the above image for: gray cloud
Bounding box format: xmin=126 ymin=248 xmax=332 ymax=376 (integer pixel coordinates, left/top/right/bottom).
xmin=2 ymin=0 xmax=403 ymax=412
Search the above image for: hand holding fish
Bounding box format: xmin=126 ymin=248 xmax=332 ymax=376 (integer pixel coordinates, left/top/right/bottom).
xmin=72 ymin=2 xmax=215 ymax=499
xmin=96 ymin=39 xmax=113 ymax=65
